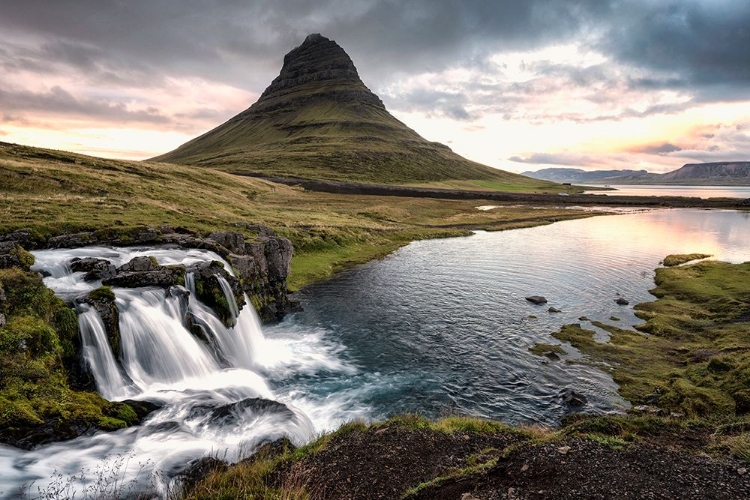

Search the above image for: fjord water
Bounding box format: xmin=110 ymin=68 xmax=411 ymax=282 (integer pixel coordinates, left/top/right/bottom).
xmin=1 ymin=208 xmax=749 ymax=497
xmin=585 ymin=184 xmax=750 ymax=198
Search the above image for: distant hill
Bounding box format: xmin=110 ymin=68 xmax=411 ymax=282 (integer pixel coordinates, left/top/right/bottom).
xmin=524 ymin=162 xmax=750 ymax=186
xmin=521 ymin=168 xmax=648 ymax=184
xmin=153 ymin=34 xmax=557 ymax=191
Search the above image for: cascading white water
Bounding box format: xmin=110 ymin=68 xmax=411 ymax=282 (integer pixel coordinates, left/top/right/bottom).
xmin=0 ymin=246 xmax=364 ymax=499
xmin=77 ymin=305 xmax=133 ymax=400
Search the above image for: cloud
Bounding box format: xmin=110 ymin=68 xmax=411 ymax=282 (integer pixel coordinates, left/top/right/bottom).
xmin=0 ymin=86 xmax=170 ymax=124
xmin=508 ymin=152 xmax=593 ymax=166
xmin=629 ymin=142 xmax=683 ymax=156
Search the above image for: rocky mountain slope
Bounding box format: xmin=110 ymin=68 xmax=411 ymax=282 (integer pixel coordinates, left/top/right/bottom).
xmin=153 ymin=34 xmax=554 ymax=190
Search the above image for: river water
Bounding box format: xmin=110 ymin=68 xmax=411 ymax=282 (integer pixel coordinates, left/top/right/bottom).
xmin=583 ymin=184 xmax=750 ymax=199
xmin=1 ymin=208 xmax=749 ymax=497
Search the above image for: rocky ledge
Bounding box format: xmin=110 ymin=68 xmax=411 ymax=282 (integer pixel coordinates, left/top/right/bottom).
xmin=0 ymin=224 xmax=300 ymax=322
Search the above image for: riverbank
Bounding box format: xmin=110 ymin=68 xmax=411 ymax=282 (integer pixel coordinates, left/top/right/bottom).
xmin=0 ymin=142 xmax=597 ymax=292
xmin=177 ymin=255 xmax=750 ymax=499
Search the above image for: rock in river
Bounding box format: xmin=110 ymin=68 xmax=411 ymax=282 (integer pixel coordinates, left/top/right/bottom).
xmin=526 ymin=296 xmax=548 ymax=305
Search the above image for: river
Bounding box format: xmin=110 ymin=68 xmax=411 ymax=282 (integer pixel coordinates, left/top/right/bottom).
xmin=1 ymin=208 xmax=748 ymax=497
xmin=583 ymin=184 xmax=750 ymax=199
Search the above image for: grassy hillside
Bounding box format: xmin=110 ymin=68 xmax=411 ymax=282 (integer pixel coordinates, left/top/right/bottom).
xmin=0 ymin=142 xmax=592 ymax=289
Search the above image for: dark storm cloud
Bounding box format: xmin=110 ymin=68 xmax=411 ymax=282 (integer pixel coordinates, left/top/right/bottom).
xmin=0 ymin=0 xmax=748 ymax=123
xmin=602 ymin=1 xmax=750 ymax=98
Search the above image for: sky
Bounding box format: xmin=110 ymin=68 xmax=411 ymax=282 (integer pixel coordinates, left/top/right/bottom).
xmin=1 ymin=0 xmax=749 ymax=174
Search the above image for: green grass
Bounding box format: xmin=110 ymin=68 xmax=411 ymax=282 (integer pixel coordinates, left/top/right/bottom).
xmin=0 ymin=267 xmax=137 ymax=442
xmin=0 ymin=142 xmax=593 ymax=290
xmin=551 ymin=259 xmax=750 ymax=418
xmin=663 ymin=253 xmax=713 ymax=267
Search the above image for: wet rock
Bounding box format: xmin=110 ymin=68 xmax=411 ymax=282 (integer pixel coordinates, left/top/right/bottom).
xmin=548 ymin=306 xmax=561 ymax=313
xmin=264 ymin=236 xmax=293 ymax=281
xmin=82 ymin=287 xmax=121 ymax=358
xmin=179 ymin=457 xmax=228 ymax=494
xmin=561 ymin=388 xmax=587 ymax=408
xmin=526 ymin=296 xmax=548 ymax=305
xmin=70 ymin=257 xmax=117 ymax=281
xmin=120 ymin=399 xmax=161 ymax=423
xmin=1 ymin=418 xmax=97 ymax=450
xmin=191 ymin=398 xmax=294 ymax=427
xmin=47 ymin=232 xmax=97 ymax=248
xmin=208 ymin=231 xmax=246 ymax=255
xmin=615 ymin=298 xmax=630 ymax=305
xmin=188 ymin=261 xmax=245 ymax=327
xmin=118 ymin=256 xmax=156 ymax=273
xmin=0 ymin=242 xmax=34 ymax=270
xmin=103 ymin=265 xmax=186 ymax=289
xmin=240 ymin=437 xmax=296 ymax=465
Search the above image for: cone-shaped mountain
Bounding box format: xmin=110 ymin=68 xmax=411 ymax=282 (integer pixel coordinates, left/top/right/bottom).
xmin=153 ymin=34 xmax=550 ymax=189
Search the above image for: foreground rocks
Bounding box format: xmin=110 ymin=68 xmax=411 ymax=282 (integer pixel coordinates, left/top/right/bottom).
xmin=185 ymin=417 xmax=750 ymax=500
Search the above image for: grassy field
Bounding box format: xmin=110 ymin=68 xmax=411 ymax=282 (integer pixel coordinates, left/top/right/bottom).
xmin=0 ymin=142 xmax=593 ymax=289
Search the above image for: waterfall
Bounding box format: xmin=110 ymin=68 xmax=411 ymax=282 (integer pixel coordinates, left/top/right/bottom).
xmin=3 ymin=246 xmax=351 ymax=499
xmin=77 ymin=304 xmax=133 ymax=400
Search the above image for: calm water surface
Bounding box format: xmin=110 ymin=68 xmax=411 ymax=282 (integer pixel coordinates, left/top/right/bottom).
xmin=268 ymin=208 xmax=750 ymax=426
xmin=584 ymin=184 xmax=750 ymax=198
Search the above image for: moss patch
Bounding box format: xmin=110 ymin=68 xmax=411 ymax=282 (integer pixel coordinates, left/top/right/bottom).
xmin=663 ymin=253 xmax=712 ymax=267
xmin=552 ymin=259 xmax=750 ymax=418
xmin=0 ymin=266 xmax=137 ymax=448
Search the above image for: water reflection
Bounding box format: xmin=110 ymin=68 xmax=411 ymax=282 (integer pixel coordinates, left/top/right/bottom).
xmin=274 ymin=209 xmax=750 ymax=427
xmin=585 ymin=184 xmax=750 ymax=199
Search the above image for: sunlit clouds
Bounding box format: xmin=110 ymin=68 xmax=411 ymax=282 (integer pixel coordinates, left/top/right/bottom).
xmin=1 ymin=0 xmax=748 ymax=170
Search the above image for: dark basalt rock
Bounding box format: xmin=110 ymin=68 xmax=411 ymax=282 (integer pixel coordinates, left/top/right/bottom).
xmin=48 ymin=232 xmax=96 ymax=248
xmin=103 ymin=257 xmax=186 ymax=288
xmin=82 ymin=287 xmax=121 ymax=359
xmin=191 ymin=398 xmax=295 ymax=427
xmin=70 ymin=257 xmax=117 ymax=281
xmin=561 ymin=388 xmax=588 ymax=408
xmin=255 ymin=33 xmax=385 ymax=112
xmin=1 ymin=418 xmax=97 ymax=450
xmin=179 ymin=457 xmax=228 ymax=494
xmin=188 ymin=260 xmax=245 ymax=327
xmin=548 ymin=306 xmax=562 ymax=313
xmin=526 ymin=295 xmax=548 ymax=305
xmin=616 ymin=297 xmax=630 ymax=305
xmin=0 ymin=241 xmax=34 ymax=270
xmin=120 ymin=399 xmax=162 ymax=422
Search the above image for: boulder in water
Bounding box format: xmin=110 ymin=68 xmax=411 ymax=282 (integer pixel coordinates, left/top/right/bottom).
xmin=103 ymin=264 xmax=186 ymax=289
xmin=561 ymin=388 xmax=588 ymax=408
xmin=526 ymin=296 xmax=548 ymax=305
xmin=615 ymin=298 xmax=630 ymax=305
xmin=70 ymin=257 xmax=117 ymax=281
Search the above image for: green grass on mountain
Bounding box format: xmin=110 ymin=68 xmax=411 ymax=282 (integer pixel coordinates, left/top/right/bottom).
xmin=0 ymin=142 xmax=592 ymax=289
xmin=154 ymin=96 xmax=560 ymax=191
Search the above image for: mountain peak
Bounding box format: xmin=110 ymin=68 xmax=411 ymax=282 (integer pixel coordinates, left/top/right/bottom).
xmin=152 ymin=35 xmax=546 ymax=189
xmin=256 ymin=33 xmax=382 ymax=108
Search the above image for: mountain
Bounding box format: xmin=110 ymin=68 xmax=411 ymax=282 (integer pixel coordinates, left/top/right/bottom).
xmin=524 ymin=162 xmax=750 ymax=186
xmin=153 ymin=34 xmax=555 ymax=190
xmin=521 ymin=168 xmax=648 ymax=184
xmin=658 ymin=162 xmax=750 ymax=185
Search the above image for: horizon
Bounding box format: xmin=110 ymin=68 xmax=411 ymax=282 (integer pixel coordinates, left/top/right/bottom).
xmin=1 ymin=1 xmax=749 ymax=174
